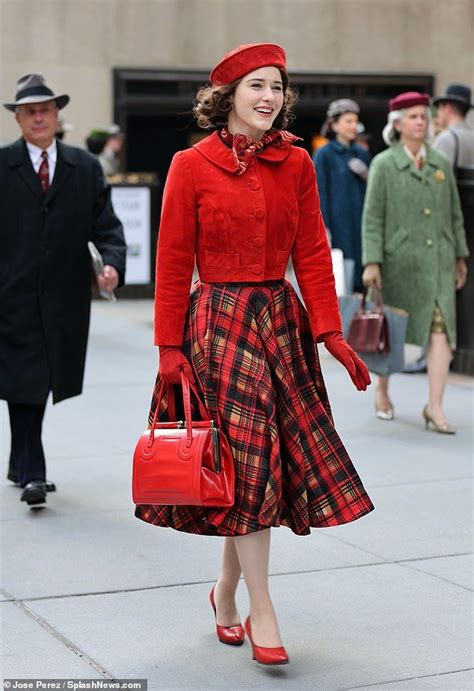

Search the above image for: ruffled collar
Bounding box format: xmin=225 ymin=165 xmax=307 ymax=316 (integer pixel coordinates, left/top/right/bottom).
xmin=192 ymin=129 xmax=302 ymax=174
xmin=219 ymin=127 xmax=302 ymax=175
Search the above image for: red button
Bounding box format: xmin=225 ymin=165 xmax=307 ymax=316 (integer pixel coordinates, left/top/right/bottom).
xmin=252 ymin=264 xmax=263 ymax=274
xmin=249 ymin=180 xmax=261 ymax=191
xmin=255 ymin=208 xmax=265 ymax=219
xmin=252 ymin=237 xmax=264 ymax=248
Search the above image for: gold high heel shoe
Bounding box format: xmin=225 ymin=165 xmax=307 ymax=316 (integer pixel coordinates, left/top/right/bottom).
xmin=422 ymin=405 xmax=456 ymax=435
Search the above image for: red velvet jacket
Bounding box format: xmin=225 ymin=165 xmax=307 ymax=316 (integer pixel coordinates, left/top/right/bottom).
xmin=154 ymin=131 xmax=342 ymax=345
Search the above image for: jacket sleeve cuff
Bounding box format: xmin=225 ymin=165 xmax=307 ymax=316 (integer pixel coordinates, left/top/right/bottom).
xmin=362 ymin=254 xmax=383 ymax=266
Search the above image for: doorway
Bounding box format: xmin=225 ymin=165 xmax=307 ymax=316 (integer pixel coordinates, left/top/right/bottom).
xmin=114 ymin=67 xmax=434 ymax=181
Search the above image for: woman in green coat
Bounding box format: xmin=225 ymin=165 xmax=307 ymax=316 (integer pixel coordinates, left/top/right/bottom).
xmin=362 ymin=91 xmax=468 ymax=433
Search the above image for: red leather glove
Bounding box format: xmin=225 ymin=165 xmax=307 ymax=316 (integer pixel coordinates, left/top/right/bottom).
xmin=158 ymin=346 xmax=195 ymax=385
xmin=323 ymin=332 xmax=371 ymax=391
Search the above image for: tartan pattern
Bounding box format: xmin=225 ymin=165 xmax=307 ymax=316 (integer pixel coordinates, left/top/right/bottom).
xmin=135 ymin=280 xmax=374 ymax=536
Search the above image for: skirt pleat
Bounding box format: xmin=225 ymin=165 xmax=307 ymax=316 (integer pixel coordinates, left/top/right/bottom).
xmin=135 ymin=280 xmax=374 ymax=536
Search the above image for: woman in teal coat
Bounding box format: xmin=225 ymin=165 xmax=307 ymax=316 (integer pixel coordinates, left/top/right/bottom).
xmin=362 ymin=92 xmax=468 ymax=433
xmin=314 ymin=99 xmax=370 ymax=291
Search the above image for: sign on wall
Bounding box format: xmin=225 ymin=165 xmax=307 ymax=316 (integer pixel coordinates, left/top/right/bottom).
xmin=111 ymin=186 xmax=151 ymax=285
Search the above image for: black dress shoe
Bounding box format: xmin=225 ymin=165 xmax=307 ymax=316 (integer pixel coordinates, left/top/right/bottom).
xmin=8 ymin=473 xmax=56 ymax=492
xmin=21 ymin=481 xmax=47 ymax=505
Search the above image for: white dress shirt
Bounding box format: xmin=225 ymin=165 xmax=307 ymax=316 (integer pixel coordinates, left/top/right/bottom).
xmin=26 ymin=139 xmax=57 ymax=185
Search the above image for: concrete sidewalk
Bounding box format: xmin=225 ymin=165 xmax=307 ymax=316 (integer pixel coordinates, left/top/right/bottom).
xmin=1 ymin=299 xmax=473 ymax=690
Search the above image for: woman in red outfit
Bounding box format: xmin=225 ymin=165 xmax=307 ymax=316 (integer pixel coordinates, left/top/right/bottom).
xmin=135 ymin=43 xmax=374 ymax=666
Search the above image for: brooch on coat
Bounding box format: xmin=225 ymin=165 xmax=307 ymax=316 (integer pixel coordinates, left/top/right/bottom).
xmin=434 ymin=170 xmax=445 ymax=182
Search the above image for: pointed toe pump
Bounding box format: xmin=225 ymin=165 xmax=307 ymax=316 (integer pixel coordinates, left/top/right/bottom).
xmin=209 ymin=586 xmax=245 ymax=646
xmin=244 ymin=616 xmax=289 ymax=666
xmin=422 ymin=405 xmax=456 ymax=434
xmin=375 ymin=406 xmax=394 ymax=421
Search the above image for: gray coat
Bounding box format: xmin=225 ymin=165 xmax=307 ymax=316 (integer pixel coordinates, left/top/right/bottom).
xmin=433 ymin=121 xmax=474 ymax=168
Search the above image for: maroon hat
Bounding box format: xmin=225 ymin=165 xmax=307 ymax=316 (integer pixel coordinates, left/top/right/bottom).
xmin=210 ymin=43 xmax=287 ymax=86
xmin=389 ymin=91 xmax=430 ymax=111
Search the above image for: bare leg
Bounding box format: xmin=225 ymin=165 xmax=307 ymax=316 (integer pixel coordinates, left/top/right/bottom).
xmin=375 ymin=375 xmax=392 ymax=412
xmin=233 ymin=528 xmax=283 ymax=647
xmin=426 ymin=332 xmax=452 ymax=424
xmin=214 ymin=537 xmax=242 ymax=626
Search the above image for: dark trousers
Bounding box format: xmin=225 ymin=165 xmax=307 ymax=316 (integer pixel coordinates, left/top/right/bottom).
xmin=7 ymin=402 xmax=47 ymax=487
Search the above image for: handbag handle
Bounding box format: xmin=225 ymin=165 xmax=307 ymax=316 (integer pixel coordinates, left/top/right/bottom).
xmin=148 ymin=370 xmax=210 ymax=447
xmin=360 ymin=285 xmax=384 ymax=314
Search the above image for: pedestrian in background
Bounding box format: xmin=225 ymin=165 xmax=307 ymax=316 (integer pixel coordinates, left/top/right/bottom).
xmin=432 ymin=84 xmax=474 ymax=167
xmin=0 ymin=74 xmax=127 ymax=506
xmin=98 ymin=125 xmax=124 ymax=176
xmin=362 ymin=91 xmax=468 ymax=431
xmin=405 ymin=85 xmax=474 ymax=375
xmin=135 ymin=44 xmax=373 ymax=665
xmin=314 ymin=99 xmax=370 ymax=291
xmin=85 ymin=127 xmax=108 ymax=155
xmin=85 ymin=125 xmax=124 ymax=175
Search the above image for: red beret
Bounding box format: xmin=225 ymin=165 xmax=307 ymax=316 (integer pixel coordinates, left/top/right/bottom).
xmin=210 ymin=43 xmax=287 ymax=86
xmin=389 ymin=91 xmax=431 ymax=111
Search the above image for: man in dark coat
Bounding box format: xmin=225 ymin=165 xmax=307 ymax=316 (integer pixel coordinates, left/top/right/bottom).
xmin=0 ymin=74 xmax=126 ymax=506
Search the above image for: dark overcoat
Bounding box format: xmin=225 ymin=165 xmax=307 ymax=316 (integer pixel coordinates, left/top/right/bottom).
xmin=314 ymin=140 xmax=370 ymax=289
xmin=0 ymin=138 xmax=126 ymax=405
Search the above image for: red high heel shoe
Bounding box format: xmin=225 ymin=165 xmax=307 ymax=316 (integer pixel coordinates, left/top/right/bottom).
xmin=244 ymin=616 xmax=289 ymax=665
xmin=209 ymin=585 xmax=245 ymax=646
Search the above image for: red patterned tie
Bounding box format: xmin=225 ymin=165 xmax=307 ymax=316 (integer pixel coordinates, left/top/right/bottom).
xmin=38 ymin=151 xmax=50 ymax=193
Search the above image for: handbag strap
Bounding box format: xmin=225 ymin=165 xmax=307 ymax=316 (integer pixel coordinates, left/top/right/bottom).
xmin=451 ymin=128 xmax=460 ymax=178
xmin=148 ymin=371 xmax=211 ymax=446
xmin=361 ymin=285 xmax=384 ymax=313
xmin=167 ymin=385 xmax=177 ymax=421
xmin=179 ymin=373 xmax=192 ymax=446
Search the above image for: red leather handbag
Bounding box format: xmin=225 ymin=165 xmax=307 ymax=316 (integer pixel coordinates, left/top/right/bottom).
xmin=132 ymin=372 xmax=235 ymax=507
xmin=347 ymin=287 xmax=390 ymax=355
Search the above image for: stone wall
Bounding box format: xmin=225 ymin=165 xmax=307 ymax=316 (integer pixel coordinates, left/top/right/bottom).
xmin=1 ymin=0 xmax=472 ymax=146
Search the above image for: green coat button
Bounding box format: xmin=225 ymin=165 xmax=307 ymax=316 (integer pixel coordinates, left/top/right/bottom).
xmin=423 ymin=208 xmax=431 ymax=216
xmin=426 ymin=238 xmax=433 ymax=246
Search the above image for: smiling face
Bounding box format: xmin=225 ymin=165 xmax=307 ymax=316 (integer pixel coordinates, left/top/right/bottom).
xmin=227 ymin=66 xmax=285 ymax=140
xmin=15 ymin=100 xmax=59 ymax=148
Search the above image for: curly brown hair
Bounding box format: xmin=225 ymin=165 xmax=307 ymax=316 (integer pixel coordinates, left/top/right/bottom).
xmin=193 ymin=78 xmax=298 ymax=131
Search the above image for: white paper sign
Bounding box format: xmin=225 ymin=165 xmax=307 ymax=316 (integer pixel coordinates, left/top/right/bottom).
xmin=111 ymin=186 xmax=151 ymax=284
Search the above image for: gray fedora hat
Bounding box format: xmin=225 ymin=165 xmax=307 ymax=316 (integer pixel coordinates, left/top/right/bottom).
xmin=3 ymin=73 xmax=70 ymax=112
xmin=432 ymin=83 xmax=472 ymax=109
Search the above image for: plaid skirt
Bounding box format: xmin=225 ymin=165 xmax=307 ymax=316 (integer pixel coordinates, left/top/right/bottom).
xmin=135 ymin=279 xmax=374 ymax=536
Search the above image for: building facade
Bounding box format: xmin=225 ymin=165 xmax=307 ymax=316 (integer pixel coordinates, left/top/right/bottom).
xmin=1 ymin=0 xmax=473 ymax=153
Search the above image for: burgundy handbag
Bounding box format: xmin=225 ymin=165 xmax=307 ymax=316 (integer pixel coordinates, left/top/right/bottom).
xmin=132 ymin=371 xmax=235 ymax=507
xmin=347 ymin=287 xmax=390 ymax=355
